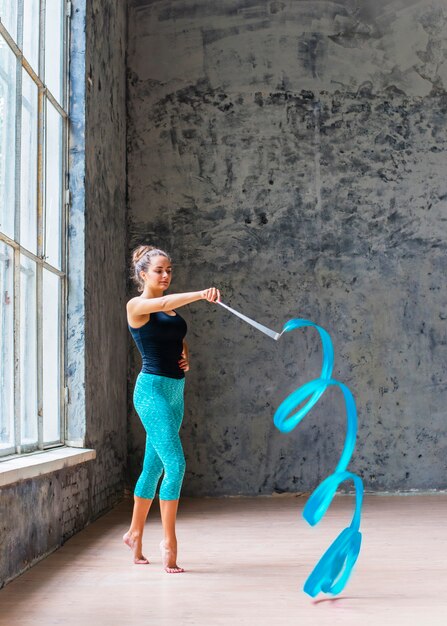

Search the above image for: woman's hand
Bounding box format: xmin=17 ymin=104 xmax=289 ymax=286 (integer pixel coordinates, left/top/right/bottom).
xmin=178 ymin=355 xmax=189 ymax=372
xmin=179 ymin=340 xmax=190 ymax=372
xmin=201 ymin=287 xmax=221 ymax=303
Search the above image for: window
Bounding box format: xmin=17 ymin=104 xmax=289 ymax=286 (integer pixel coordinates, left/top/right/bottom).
xmin=0 ymin=1 xmax=69 ymax=457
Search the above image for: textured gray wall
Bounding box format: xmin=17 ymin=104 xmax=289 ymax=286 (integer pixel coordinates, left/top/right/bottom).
xmin=127 ymin=0 xmax=447 ymax=495
xmin=84 ymin=0 xmax=128 ymax=503
xmin=0 ymin=465 xmax=93 ymax=587
xmin=1 ymin=0 xmax=127 ymax=588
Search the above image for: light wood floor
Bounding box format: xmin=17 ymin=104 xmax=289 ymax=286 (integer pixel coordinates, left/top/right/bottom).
xmin=1 ymin=494 xmax=446 ymax=626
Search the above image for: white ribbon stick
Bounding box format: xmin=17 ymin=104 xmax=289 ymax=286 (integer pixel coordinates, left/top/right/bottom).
xmin=217 ymin=300 xmax=281 ymax=341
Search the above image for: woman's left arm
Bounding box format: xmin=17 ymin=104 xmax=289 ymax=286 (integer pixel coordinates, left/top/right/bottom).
xmin=179 ymin=340 xmax=189 ymax=372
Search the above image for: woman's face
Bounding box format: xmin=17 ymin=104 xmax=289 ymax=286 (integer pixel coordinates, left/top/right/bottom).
xmin=142 ymin=255 xmax=172 ymax=292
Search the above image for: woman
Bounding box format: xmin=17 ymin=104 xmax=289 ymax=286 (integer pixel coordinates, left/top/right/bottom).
xmin=122 ymin=245 xmax=220 ymax=572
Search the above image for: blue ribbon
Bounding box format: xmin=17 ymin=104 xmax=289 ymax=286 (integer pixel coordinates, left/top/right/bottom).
xmin=217 ymin=303 xmax=364 ymax=597
xmin=273 ymin=319 xmax=363 ymax=597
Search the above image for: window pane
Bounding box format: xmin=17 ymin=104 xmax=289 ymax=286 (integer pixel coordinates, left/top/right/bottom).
xmin=22 ymin=0 xmax=39 ymax=72
xmin=20 ymin=254 xmax=37 ymax=445
xmin=43 ymin=269 xmax=61 ymax=443
xmin=44 ymin=0 xmax=64 ymax=103
xmin=0 ymin=34 xmax=16 ymax=238
xmin=45 ymin=102 xmax=62 ymax=268
xmin=0 ymin=242 xmax=14 ymax=451
xmin=0 ymin=1 xmax=18 ymax=42
xmin=20 ymin=69 xmax=38 ymax=254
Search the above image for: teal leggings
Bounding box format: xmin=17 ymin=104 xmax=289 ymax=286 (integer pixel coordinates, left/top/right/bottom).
xmin=133 ymin=372 xmax=186 ymax=500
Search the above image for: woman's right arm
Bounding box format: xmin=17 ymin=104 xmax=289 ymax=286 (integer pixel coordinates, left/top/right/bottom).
xmin=127 ymin=288 xmax=220 ymax=317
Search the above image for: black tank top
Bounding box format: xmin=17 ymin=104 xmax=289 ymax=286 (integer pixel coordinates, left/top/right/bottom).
xmin=128 ymin=311 xmax=188 ymax=379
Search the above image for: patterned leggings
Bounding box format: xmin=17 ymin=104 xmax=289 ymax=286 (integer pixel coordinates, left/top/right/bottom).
xmin=133 ymin=372 xmax=186 ymax=500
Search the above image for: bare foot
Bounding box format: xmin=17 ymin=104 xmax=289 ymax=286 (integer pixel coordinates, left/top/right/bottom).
xmin=123 ymin=531 xmax=150 ymax=565
xmin=159 ymin=539 xmax=185 ymax=573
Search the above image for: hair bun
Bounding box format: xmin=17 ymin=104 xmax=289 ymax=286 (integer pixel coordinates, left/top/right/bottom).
xmin=132 ymin=245 xmax=155 ymax=265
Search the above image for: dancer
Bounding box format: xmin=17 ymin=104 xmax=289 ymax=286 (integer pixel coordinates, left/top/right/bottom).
xmin=122 ymin=245 xmax=220 ymax=572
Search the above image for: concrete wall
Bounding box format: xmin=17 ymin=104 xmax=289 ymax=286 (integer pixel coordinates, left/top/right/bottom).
xmin=0 ymin=0 xmax=127 ymax=588
xmin=84 ymin=0 xmax=128 ymax=508
xmin=127 ymin=0 xmax=447 ymax=495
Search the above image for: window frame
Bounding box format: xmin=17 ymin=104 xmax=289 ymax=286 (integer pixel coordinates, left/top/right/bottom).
xmin=0 ymin=0 xmax=71 ymax=458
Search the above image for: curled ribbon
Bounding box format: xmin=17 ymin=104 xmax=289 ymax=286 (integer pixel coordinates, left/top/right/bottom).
xmin=217 ymin=304 xmax=364 ymax=597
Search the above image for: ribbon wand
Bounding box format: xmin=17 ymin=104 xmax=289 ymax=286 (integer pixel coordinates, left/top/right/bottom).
xmin=216 ymin=300 xmax=282 ymax=341
xmin=216 ymin=296 xmax=364 ymax=597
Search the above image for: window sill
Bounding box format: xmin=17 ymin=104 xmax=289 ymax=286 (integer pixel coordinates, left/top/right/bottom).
xmin=0 ymin=447 xmax=96 ymax=488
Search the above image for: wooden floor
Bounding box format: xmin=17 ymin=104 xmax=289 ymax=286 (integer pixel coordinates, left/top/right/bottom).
xmin=1 ymin=494 xmax=447 ymax=626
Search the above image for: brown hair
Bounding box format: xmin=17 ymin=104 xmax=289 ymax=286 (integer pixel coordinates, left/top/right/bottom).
xmin=130 ymin=245 xmax=171 ymax=293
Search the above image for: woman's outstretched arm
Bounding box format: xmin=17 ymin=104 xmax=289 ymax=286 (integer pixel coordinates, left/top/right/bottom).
xmin=127 ymin=287 xmax=220 ymax=317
